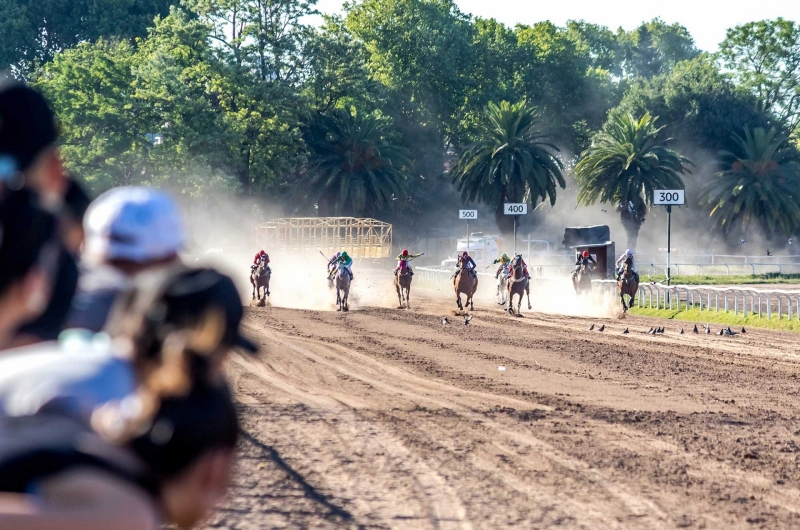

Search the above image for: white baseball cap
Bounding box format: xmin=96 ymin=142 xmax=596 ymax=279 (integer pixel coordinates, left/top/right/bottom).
xmin=84 ymin=187 xmax=184 ymax=264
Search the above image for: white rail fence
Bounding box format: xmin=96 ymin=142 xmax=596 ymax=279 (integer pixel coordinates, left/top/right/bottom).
xmin=416 ymin=267 xmax=800 ymax=321
xmin=527 ymin=262 xmax=800 ymax=277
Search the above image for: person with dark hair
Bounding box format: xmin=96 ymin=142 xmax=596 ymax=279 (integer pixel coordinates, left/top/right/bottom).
xmin=0 ymin=81 xmax=88 ymax=346
xmin=12 ymin=179 xmax=91 ymax=346
xmin=0 ymin=188 xmax=58 ymax=350
xmin=0 ymin=266 xmax=255 ymax=529
xmin=66 ymin=186 xmax=185 ymax=333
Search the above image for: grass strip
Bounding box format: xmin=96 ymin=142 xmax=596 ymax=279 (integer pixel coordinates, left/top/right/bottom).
xmin=642 ymin=273 xmax=800 ymax=285
xmin=628 ymin=306 xmax=800 ymax=333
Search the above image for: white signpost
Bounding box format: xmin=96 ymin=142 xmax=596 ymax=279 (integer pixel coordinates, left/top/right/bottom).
xmin=459 ymin=210 xmax=478 ymax=252
xmin=504 ymin=203 xmax=528 ymax=255
xmin=653 ymin=190 xmax=685 ymax=286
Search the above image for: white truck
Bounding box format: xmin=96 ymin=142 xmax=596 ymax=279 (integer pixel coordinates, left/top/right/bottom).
xmin=440 ymin=233 xmax=503 ymax=269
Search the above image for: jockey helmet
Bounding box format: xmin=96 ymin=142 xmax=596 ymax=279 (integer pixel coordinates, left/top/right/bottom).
xmin=626 ymin=249 xmax=633 ymax=256
xmin=582 ymin=250 xmax=590 ymax=258
xmin=341 ymin=251 xmax=349 ymax=259
xmin=402 ymin=249 xmax=409 ymax=256
xmin=462 ymin=251 xmax=469 ymax=258
xmin=501 ymin=253 xmax=508 ymax=260
xmin=260 ymin=249 xmax=266 ymax=255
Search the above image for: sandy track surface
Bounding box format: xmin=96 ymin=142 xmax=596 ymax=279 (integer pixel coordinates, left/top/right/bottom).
xmin=203 ymin=286 xmax=800 ymax=529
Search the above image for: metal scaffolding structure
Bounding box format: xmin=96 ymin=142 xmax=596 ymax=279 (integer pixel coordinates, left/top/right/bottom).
xmin=256 ymin=217 xmax=393 ymax=259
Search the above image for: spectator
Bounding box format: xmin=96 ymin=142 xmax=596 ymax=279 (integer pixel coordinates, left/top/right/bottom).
xmin=0 ymin=188 xmax=57 ymax=351
xmin=67 ymin=186 xmax=184 ymax=332
xmin=0 ymin=81 xmax=86 ymax=346
xmin=0 ymin=266 xmax=255 ymax=529
xmin=12 ymin=179 xmax=91 ymax=346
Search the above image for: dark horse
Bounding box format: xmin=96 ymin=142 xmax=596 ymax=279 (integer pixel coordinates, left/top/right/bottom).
xmin=506 ymin=254 xmax=531 ymax=316
xmin=453 ymin=256 xmax=478 ymax=312
xmin=394 ymin=260 xmax=412 ymax=309
xmin=250 ymin=259 xmax=271 ymax=302
xmin=617 ymin=261 xmax=639 ymax=312
xmin=572 ymin=263 xmax=593 ymax=296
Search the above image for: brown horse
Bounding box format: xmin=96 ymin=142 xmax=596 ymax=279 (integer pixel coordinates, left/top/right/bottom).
xmin=617 ymin=262 xmax=639 ymax=312
xmin=394 ymin=261 xmax=412 ymax=309
xmin=453 ymin=256 xmax=478 ymax=311
xmin=506 ymin=254 xmax=531 ymax=316
xmin=572 ymin=263 xmax=593 ymax=296
xmin=250 ymin=259 xmax=270 ymax=301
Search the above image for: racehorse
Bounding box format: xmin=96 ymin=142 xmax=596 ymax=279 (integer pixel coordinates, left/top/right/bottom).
xmin=453 ymin=255 xmax=478 ymax=312
xmin=506 ymin=254 xmax=531 ymax=316
xmin=394 ymin=260 xmax=412 ymax=309
xmin=250 ymin=259 xmax=270 ymax=301
xmin=617 ymin=262 xmax=639 ymax=312
xmin=572 ymin=263 xmax=593 ymax=296
xmin=336 ymin=262 xmax=351 ymax=312
xmin=496 ymin=272 xmax=508 ymax=306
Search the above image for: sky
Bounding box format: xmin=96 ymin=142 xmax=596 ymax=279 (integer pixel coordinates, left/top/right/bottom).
xmin=314 ymin=0 xmax=800 ymax=52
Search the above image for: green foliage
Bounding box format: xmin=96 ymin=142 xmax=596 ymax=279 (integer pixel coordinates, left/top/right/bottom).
xmin=575 ymin=113 xmax=692 ymax=249
xmin=629 ymin=306 xmax=800 ymax=334
xmin=451 ymin=100 xmax=565 ymax=234
xmin=701 ymin=127 xmax=800 ymax=237
xmin=0 ymin=0 xmax=172 ymax=76
xmin=300 ymin=108 xmax=411 ymax=216
xmin=719 ymin=18 xmax=800 ymax=131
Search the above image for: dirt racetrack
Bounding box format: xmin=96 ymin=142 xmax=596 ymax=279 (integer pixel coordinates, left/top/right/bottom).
xmin=203 ymin=282 xmax=800 ymax=529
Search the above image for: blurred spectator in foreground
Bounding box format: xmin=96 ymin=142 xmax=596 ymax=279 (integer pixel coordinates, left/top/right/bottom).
xmin=0 ymin=266 xmax=255 ymax=529
xmin=12 ymin=179 xmax=91 ymax=346
xmin=67 ymin=186 xmax=185 ymax=332
xmin=0 ymin=81 xmax=89 ymax=346
xmin=0 ymin=188 xmax=58 ymax=350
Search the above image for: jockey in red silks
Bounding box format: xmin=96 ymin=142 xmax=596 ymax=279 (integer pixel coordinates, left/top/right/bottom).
xmin=394 ymin=249 xmax=424 ymax=276
xmin=252 ymin=250 xmax=270 ymax=271
xmin=508 ymin=254 xmax=531 ymax=280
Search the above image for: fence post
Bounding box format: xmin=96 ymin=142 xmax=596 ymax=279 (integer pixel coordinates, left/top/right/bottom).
xmin=734 ymin=292 xmax=738 ymax=316
xmin=767 ymin=295 xmax=772 ymax=319
xmin=724 ymin=293 xmax=729 ymax=312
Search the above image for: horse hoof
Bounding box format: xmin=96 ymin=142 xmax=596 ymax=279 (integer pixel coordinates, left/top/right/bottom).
xmin=528 ymin=305 xmax=532 ymax=310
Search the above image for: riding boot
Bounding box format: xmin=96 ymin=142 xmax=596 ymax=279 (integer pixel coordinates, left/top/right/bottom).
xmin=393 ymin=269 xmax=398 ymax=276
xmin=409 ymin=269 xmax=414 ymax=276
xmin=349 ymin=271 xmax=354 ymax=280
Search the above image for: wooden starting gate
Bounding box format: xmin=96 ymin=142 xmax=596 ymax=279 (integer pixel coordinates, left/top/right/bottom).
xmin=256 ymin=217 xmax=393 ymax=259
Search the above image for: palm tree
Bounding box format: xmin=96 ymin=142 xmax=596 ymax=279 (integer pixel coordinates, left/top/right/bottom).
xmin=575 ymin=112 xmax=692 ymax=251
xmin=701 ymin=126 xmax=800 ymax=238
xmin=302 ymin=109 xmax=410 ymax=216
xmin=451 ymin=100 xmax=565 ymax=235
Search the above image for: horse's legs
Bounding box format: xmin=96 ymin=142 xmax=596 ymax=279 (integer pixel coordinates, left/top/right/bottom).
xmin=456 ymin=292 xmax=463 ymax=311
xmin=251 ymin=280 xmax=256 ymax=300
xmin=405 ymin=287 xmax=411 ymax=308
xmin=526 ymin=283 xmax=532 ymax=310
xmin=396 ymin=282 xmax=402 ymax=308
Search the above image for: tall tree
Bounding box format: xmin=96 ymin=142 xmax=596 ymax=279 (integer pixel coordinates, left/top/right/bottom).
xmin=719 ymin=18 xmax=800 ymax=131
xmin=451 ymin=100 xmax=565 ymax=235
xmin=0 ymin=0 xmax=173 ymax=76
xmin=575 ymin=113 xmax=692 ymax=250
xmin=300 ymin=109 xmax=410 ymax=216
xmin=618 ymin=19 xmax=698 ymax=79
xmin=701 ymin=127 xmax=800 ymax=238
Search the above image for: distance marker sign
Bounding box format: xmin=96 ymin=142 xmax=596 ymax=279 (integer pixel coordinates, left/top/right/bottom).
xmin=504 ymin=203 xmax=527 ymax=215
xmin=653 ymin=190 xmax=685 ymax=205
xmin=459 ymin=210 xmax=477 ymax=219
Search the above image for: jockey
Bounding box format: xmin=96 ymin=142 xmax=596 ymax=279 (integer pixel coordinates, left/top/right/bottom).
xmin=394 ymin=249 xmax=424 ymax=276
xmin=452 ymin=251 xmax=477 ymax=280
xmin=615 ymin=249 xmax=638 ymax=281
xmin=334 ymin=251 xmax=354 ymax=280
xmin=251 ymin=250 xmax=270 ymax=271
xmin=492 ymin=254 xmax=511 ymax=279
xmin=511 ymin=254 xmax=531 ymax=280
xmin=572 ymin=250 xmax=596 ymax=277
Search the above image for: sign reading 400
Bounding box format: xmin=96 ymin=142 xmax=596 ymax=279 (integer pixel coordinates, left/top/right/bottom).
xmin=504 ymin=203 xmax=528 ymax=215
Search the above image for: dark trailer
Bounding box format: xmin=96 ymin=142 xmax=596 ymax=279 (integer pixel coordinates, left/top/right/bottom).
xmin=562 ymin=225 xmax=616 ymax=278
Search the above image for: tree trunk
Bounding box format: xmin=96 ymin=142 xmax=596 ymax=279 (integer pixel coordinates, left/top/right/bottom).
xmin=620 ymin=211 xmax=642 ymax=252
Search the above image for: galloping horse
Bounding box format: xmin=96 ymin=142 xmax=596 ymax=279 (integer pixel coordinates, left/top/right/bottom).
xmin=617 ymin=262 xmax=639 ymax=312
xmin=250 ymin=259 xmax=271 ymax=301
xmin=572 ymin=263 xmax=593 ymax=296
xmin=453 ymin=256 xmax=478 ymax=312
xmin=394 ymin=260 xmax=412 ymax=309
xmin=336 ymin=262 xmax=351 ymax=312
xmin=506 ymin=254 xmax=531 ymax=316
xmin=496 ymin=272 xmax=508 ymax=306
